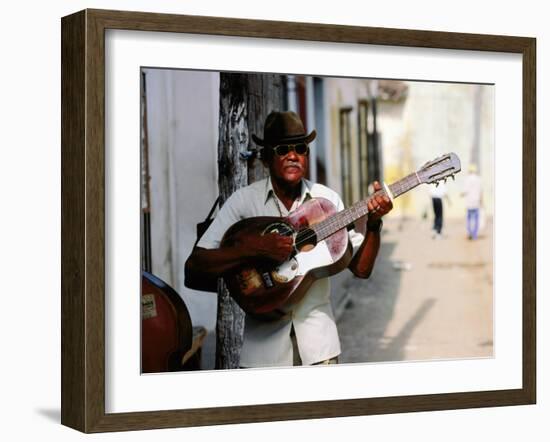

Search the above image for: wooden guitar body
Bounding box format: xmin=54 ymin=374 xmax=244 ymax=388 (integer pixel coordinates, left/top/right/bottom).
xmin=220 ymin=197 xmax=352 ymax=319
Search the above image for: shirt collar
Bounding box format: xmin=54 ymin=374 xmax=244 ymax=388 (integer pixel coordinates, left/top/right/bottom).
xmin=264 ymin=177 xmax=312 ymax=206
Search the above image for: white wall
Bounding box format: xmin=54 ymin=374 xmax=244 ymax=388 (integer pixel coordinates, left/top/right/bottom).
xmin=144 ymin=69 xmax=219 ymax=330
xmin=1 ymin=1 xmax=547 ymax=441
xmin=323 ymin=78 xmax=494 ymax=218
xmin=382 ymin=82 xmax=495 ymax=218
xmin=323 ymin=77 xmax=368 ymax=197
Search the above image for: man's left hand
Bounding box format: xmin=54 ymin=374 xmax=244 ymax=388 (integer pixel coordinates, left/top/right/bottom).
xmin=367 ymin=181 xmax=393 ymax=222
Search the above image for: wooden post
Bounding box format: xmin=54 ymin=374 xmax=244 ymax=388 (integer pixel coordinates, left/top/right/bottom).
xmin=246 ymin=74 xmax=286 ymax=183
xmin=216 ymin=73 xmax=284 ymax=369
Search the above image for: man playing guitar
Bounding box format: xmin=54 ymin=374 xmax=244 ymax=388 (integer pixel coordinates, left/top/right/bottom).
xmin=185 ymin=111 xmax=393 ymax=368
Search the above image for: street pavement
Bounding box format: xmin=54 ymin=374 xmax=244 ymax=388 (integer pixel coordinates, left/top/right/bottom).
xmin=333 ymin=215 xmax=493 ymax=364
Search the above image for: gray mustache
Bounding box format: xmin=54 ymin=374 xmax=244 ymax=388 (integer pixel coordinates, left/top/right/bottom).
xmin=284 ymin=162 xmax=302 ymax=169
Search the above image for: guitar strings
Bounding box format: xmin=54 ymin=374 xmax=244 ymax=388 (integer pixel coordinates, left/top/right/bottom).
xmin=300 ymin=190 xmax=386 ymax=245
xmin=280 ymin=173 xmax=417 ymax=247
xmin=268 ymin=173 xmax=419 ymax=249
xmin=305 ymin=189 xmax=387 ymax=239
xmin=275 ymin=171 xmax=445 ymax=249
xmin=273 ymin=191 xmax=382 ymax=249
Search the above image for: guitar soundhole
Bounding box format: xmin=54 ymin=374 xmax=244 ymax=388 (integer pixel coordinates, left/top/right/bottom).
xmin=295 ymin=228 xmax=317 ymax=252
xmin=263 ymin=222 xmax=295 ymax=237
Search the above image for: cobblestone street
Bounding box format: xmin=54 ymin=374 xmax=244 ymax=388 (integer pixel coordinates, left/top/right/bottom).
xmin=334 ymin=215 xmax=493 ymax=364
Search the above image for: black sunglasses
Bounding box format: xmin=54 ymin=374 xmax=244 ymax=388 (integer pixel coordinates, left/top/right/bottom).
xmin=272 ymin=143 xmax=309 ymax=156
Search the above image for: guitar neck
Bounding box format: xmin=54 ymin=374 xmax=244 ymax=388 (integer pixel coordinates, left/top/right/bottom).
xmin=313 ymin=172 xmax=423 ymax=241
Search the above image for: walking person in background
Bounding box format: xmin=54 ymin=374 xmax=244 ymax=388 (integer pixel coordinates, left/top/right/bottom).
xmin=430 ymin=182 xmax=448 ymax=239
xmin=462 ymin=164 xmax=483 ymax=240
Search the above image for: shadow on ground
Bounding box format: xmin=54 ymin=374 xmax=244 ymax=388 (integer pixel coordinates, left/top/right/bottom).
xmin=335 ymin=240 xmax=414 ymax=363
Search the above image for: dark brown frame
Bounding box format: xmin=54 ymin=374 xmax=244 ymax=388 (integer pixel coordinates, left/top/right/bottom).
xmin=61 ymin=8 xmax=536 ymax=433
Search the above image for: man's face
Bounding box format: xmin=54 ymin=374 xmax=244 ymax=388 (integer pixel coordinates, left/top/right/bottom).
xmin=267 ymin=143 xmax=309 ymax=186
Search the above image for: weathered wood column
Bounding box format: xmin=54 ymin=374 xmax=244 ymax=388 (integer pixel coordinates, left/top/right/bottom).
xmin=216 ymin=73 xmax=284 ymax=369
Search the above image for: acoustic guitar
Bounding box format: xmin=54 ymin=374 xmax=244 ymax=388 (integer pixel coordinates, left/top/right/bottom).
xmin=220 ymin=152 xmax=461 ymax=320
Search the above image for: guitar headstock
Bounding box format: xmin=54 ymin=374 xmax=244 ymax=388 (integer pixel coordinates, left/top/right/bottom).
xmin=417 ymin=152 xmax=461 ymax=185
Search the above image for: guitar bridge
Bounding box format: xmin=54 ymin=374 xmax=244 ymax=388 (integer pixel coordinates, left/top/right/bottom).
xmin=272 ymin=257 xmax=299 ymax=283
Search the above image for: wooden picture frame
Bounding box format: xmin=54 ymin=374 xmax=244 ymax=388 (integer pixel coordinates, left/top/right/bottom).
xmin=61 ymin=8 xmax=536 ymax=433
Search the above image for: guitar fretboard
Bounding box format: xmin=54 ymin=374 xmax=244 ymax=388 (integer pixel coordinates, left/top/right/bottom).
xmin=312 ymin=172 xmax=422 ymax=241
xmin=388 ymin=172 xmax=423 ymax=198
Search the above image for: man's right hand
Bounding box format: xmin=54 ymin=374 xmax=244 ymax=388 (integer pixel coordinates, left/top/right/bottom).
xmin=242 ymin=233 xmax=294 ymax=264
xmin=185 ymin=233 xmax=293 ymax=291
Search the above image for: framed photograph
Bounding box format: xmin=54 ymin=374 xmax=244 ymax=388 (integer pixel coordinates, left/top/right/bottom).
xmin=61 ymin=9 xmax=536 ymax=433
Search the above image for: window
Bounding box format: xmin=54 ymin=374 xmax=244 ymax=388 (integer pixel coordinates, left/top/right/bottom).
xmin=339 ymin=107 xmax=353 ymax=207
xmin=357 ymin=99 xmax=369 ymax=200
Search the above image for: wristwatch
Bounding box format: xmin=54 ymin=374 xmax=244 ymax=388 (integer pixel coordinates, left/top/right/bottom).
xmin=366 ymin=218 xmax=383 ymax=233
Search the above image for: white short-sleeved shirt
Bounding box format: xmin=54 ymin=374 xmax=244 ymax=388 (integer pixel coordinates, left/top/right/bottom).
xmin=197 ymin=177 xmax=364 ymax=367
xmin=463 ymin=173 xmax=482 ymax=209
xmin=429 ymin=182 xmax=447 ymax=199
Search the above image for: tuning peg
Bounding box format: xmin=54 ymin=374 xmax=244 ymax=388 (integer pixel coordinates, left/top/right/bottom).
xmin=451 ymin=174 xmax=455 ymax=181
xmin=444 ymin=178 xmax=447 ymax=183
xmin=435 ymin=182 xmax=439 ymax=187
